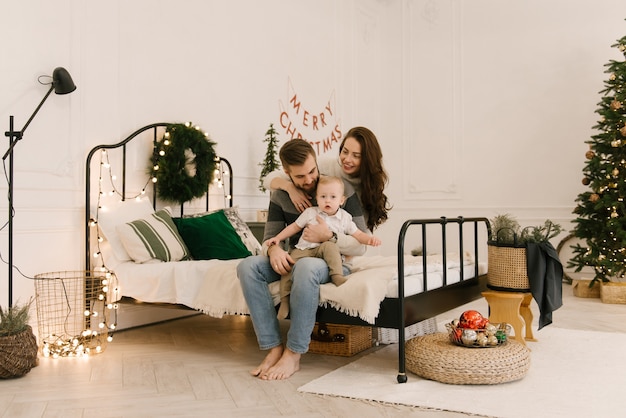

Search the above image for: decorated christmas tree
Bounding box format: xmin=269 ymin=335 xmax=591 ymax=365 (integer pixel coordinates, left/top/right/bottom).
xmin=258 ymin=123 xmax=281 ymax=192
xmin=571 ymin=30 xmax=626 ymax=284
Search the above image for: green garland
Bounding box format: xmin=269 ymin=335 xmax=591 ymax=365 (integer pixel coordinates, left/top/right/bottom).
xmin=151 ymin=123 xmax=217 ymax=204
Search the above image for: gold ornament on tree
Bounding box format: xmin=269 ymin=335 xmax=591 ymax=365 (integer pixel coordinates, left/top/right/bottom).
xmin=610 ymin=99 xmax=623 ymax=110
xmin=586 ymin=150 xmax=595 ymax=159
xmin=621 ymin=125 xmax=626 ymax=136
xmin=590 ymin=193 xmax=600 ymax=203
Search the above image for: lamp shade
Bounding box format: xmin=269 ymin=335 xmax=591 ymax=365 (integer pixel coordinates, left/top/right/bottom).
xmin=52 ymin=67 xmax=76 ymax=95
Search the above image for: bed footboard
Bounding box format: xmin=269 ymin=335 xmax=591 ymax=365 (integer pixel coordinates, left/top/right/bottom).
xmin=395 ymin=216 xmax=490 ymax=383
xmin=316 ymin=216 xmax=490 ymax=383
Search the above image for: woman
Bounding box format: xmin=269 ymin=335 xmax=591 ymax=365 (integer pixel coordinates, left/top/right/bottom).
xmin=264 ymin=126 xmax=390 ymax=231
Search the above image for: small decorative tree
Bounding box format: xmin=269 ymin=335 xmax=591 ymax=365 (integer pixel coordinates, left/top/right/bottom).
xmin=258 ymin=123 xmax=281 ymax=192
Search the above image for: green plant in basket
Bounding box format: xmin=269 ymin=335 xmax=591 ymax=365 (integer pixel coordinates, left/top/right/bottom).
xmin=0 ymin=300 xmax=32 ymax=337
xmin=0 ymin=299 xmax=38 ymax=379
xmin=489 ymin=214 xmax=563 ymax=245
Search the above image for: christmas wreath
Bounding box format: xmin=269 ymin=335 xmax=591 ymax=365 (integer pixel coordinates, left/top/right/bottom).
xmin=151 ymin=123 xmax=217 ymax=204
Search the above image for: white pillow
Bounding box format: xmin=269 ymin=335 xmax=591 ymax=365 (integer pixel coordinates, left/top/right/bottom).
xmin=97 ymin=197 xmax=155 ymax=261
xmin=116 ymin=208 xmax=190 ymax=263
xmin=222 ymin=207 xmax=263 ymax=256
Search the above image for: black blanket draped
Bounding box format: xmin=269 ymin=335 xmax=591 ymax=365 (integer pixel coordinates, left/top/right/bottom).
xmin=526 ymin=242 xmax=563 ymax=329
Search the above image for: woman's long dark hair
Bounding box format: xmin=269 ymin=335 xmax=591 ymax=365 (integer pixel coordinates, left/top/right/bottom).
xmin=341 ymin=127 xmax=390 ymax=231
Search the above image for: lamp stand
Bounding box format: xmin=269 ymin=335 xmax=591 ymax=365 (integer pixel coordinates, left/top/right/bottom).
xmin=4 ymin=115 xmax=17 ymax=308
xmin=3 ymin=85 xmax=55 ymax=308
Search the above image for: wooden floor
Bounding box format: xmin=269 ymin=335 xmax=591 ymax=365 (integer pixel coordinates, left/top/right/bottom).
xmin=1 ymin=280 xmax=623 ymax=418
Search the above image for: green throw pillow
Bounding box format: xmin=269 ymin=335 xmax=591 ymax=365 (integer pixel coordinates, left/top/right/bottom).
xmin=173 ymin=210 xmax=251 ymax=260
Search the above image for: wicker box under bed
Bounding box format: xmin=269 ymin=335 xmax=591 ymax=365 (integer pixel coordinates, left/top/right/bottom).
xmin=308 ymin=323 xmax=373 ymax=357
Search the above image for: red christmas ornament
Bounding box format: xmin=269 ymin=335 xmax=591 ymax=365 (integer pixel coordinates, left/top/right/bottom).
xmin=459 ymin=310 xmax=487 ymax=330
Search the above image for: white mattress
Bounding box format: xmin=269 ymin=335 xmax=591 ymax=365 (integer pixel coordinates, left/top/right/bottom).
xmin=385 ymin=262 xmax=488 ymax=298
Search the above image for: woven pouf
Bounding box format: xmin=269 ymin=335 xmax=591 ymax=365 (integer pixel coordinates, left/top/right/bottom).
xmin=406 ymin=332 xmax=530 ymax=385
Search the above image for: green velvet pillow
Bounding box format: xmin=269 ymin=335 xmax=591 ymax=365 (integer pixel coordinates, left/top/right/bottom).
xmin=173 ymin=210 xmax=251 ymax=260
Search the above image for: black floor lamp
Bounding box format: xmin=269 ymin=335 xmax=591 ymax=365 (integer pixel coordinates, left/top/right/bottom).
xmin=3 ymin=67 xmax=76 ymax=308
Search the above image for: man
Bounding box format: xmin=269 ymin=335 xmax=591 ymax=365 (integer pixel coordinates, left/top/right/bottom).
xmin=237 ymin=139 xmax=368 ymax=380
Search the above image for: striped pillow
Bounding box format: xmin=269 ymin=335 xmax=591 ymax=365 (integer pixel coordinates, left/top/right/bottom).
xmin=116 ymin=208 xmax=190 ymax=263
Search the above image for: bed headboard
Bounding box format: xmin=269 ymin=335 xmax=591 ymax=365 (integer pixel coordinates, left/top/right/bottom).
xmin=84 ymin=122 xmax=234 ymax=271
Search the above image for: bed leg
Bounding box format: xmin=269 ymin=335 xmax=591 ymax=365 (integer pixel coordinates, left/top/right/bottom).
xmin=397 ymin=337 xmax=408 ymax=383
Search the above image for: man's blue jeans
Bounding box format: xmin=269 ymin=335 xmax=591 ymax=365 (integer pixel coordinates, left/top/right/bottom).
xmin=238 ymin=255 xmax=346 ymax=354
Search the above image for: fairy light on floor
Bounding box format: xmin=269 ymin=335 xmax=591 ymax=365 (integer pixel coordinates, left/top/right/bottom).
xmin=34 ymin=269 xmax=119 ymax=358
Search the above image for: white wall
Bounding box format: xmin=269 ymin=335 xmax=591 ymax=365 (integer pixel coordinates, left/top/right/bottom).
xmin=1 ymin=0 xmax=626 ymax=307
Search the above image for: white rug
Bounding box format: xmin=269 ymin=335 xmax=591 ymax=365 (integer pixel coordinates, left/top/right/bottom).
xmin=298 ymin=327 xmax=625 ymax=418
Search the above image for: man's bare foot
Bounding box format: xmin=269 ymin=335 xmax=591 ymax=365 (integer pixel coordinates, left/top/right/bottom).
xmin=251 ymin=345 xmax=283 ymax=377
xmin=260 ymin=348 xmax=301 ymax=380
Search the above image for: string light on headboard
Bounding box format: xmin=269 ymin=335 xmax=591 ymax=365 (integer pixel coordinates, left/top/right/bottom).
xmin=84 ymin=125 xmax=234 ymax=356
xmin=85 ymin=147 xmax=156 ymax=349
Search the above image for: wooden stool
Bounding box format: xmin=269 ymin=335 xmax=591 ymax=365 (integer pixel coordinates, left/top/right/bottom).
xmin=481 ymin=291 xmax=536 ymax=346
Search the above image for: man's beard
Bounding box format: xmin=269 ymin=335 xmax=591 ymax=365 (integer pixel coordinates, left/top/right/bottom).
xmin=288 ymin=174 xmax=318 ymax=194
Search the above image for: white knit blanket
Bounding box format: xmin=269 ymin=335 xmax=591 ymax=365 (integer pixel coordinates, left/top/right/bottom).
xmin=187 ymin=253 xmax=472 ymax=323
xmin=115 ymin=253 xmax=473 ymax=323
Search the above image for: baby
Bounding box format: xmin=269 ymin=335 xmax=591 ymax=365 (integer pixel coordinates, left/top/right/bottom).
xmin=264 ymin=175 xmax=381 ymax=319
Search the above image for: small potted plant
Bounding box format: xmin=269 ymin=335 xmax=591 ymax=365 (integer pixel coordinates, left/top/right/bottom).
xmin=0 ymin=300 xmax=38 ymax=378
xmin=257 ymin=123 xmax=281 ymax=221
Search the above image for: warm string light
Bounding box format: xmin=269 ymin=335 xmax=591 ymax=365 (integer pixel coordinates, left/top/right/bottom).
xmin=84 ymin=128 xmax=234 ymax=358
xmin=82 ymin=149 xmax=154 ymax=355
xmin=40 ymin=269 xmax=119 ymax=358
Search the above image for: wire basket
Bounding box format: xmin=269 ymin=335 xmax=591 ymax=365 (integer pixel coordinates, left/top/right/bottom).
xmin=34 ymin=271 xmax=117 ymax=358
xmin=445 ymin=321 xmax=510 ymax=348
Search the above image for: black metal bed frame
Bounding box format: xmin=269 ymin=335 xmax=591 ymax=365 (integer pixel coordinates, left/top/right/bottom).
xmin=84 ymin=123 xmax=490 ymax=384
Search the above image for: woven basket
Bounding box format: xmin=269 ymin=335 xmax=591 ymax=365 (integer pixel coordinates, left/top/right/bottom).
xmin=487 ymin=243 xmax=530 ymax=292
xmin=0 ymin=325 xmax=38 ymax=379
xmin=308 ymin=323 xmax=372 ymax=357
xmin=600 ymin=282 xmax=626 ymax=304
xmin=572 ymin=279 xmax=601 ymax=298
xmin=406 ymin=332 xmax=530 ymax=385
